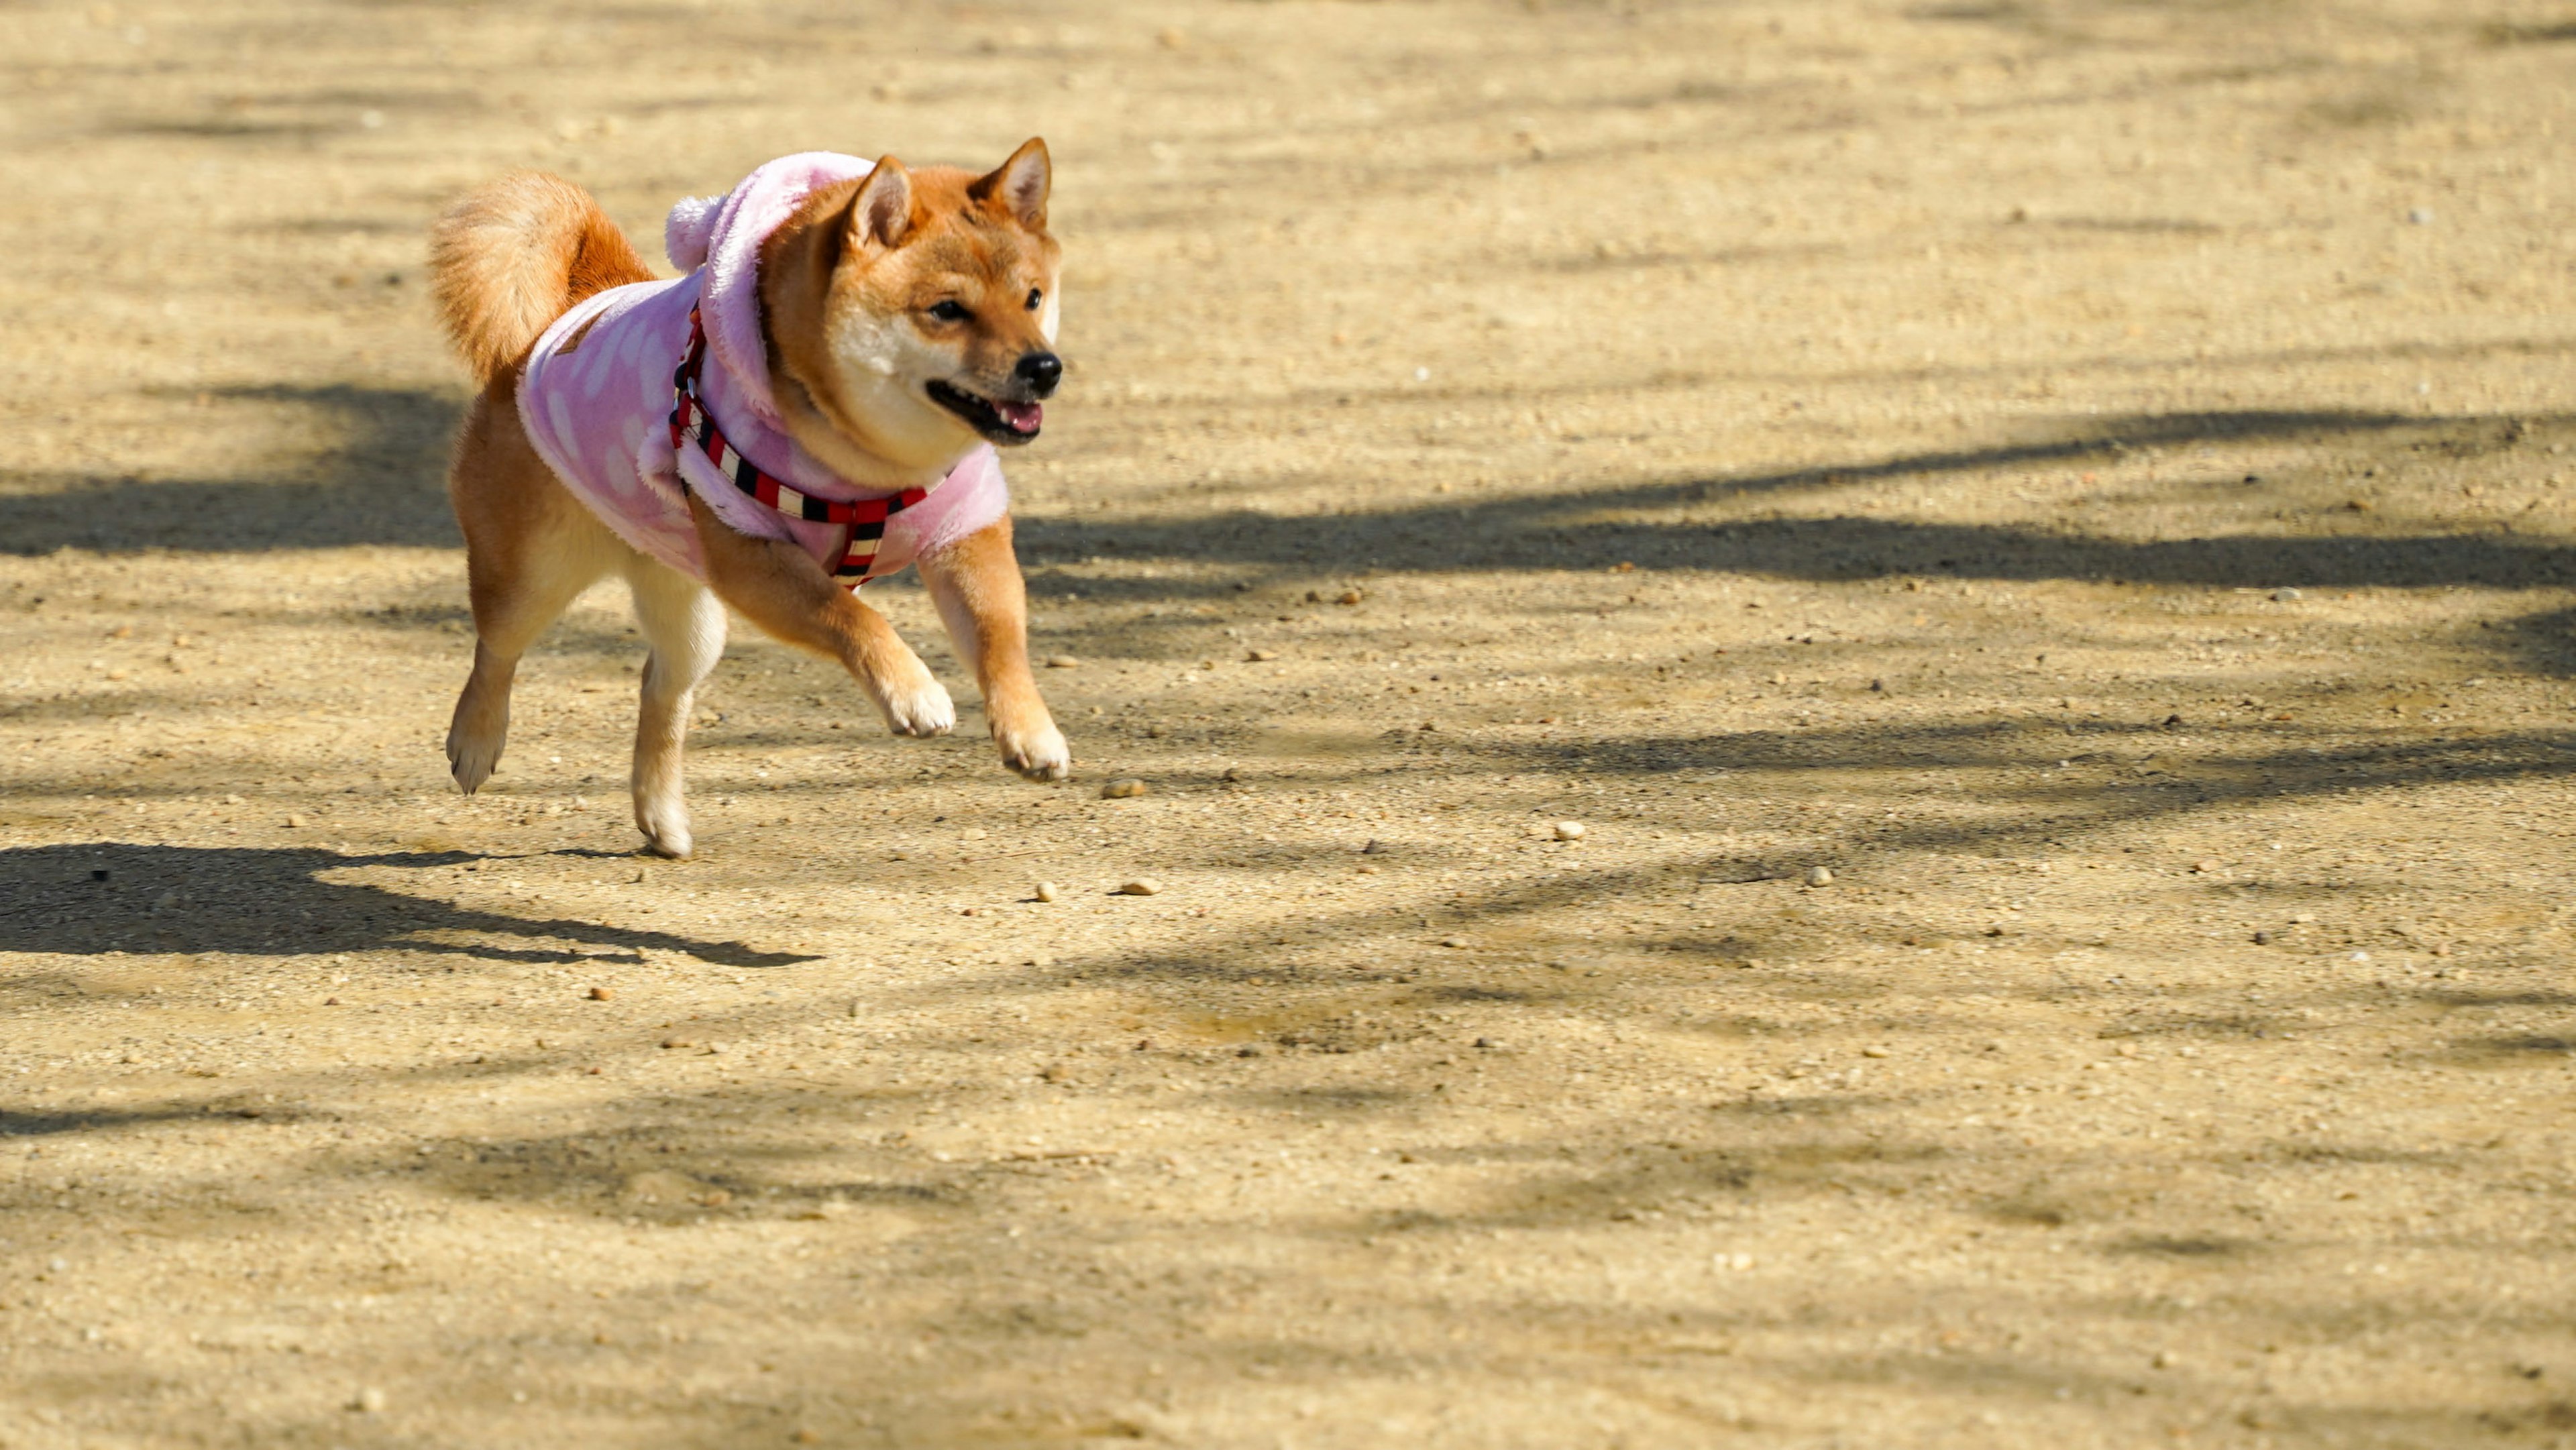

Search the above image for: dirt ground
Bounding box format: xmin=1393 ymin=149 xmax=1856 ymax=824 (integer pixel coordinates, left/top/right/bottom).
xmin=3 ymin=1 xmax=2575 ymax=1445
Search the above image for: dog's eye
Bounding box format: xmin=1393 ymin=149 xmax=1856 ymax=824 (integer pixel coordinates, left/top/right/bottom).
xmin=1024 ymin=288 xmax=1042 ymax=311
xmin=926 ymin=300 xmax=969 ymax=323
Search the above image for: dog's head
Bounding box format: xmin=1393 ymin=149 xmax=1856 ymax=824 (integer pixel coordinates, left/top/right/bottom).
xmin=763 ymin=139 xmax=1063 ymax=475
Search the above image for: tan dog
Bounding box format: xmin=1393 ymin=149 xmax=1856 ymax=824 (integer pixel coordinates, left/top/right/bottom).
xmin=429 ymin=143 xmax=1070 ymax=858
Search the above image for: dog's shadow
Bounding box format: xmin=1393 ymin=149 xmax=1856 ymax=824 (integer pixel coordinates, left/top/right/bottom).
xmin=0 ymin=842 xmax=810 ymax=974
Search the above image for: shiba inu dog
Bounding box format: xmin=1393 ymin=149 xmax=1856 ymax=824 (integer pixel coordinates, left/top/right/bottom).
xmin=428 ymin=142 xmax=1069 ymax=859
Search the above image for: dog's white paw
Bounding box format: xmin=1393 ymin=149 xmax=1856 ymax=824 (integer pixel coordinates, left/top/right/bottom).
xmin=635 ymin=797 xmax=693 ymax=860
xmin=996 ymin=721 xmax=1071 ymax=781
xmin=876 ymin=670 xmax=955 ymax=738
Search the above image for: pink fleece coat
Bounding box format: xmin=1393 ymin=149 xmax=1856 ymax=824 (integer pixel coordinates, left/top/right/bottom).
xmin=517 ymin=154 xmax=1008 ymax=585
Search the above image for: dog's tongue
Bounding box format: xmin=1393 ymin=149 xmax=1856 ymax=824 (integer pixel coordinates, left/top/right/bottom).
xmin=996 ymin=399 xmax=1043 ymax=434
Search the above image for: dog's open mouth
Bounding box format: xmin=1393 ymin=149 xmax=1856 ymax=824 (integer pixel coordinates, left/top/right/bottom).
xmin=927 ymin=381 xmax=1042 ymax=445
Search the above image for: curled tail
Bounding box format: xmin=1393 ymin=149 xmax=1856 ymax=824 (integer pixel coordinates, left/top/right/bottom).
xmin=429 ymin=172 xmax=654 ymax=384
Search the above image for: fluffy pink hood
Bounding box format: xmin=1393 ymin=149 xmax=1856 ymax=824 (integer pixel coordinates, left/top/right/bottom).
xmin=662 ymin=150 xmax=876 ymax=429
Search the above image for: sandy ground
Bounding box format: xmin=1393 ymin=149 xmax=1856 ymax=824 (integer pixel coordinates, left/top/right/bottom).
xmin=3 ymin=1 xmax=2575 ymax=1445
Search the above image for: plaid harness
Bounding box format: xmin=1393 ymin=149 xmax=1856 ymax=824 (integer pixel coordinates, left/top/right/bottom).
xmin=667 ymin=306 xmax=932 ymax=586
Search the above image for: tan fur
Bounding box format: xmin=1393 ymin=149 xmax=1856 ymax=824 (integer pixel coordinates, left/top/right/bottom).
xmin=431 ymin=146 xmax=1070 ymax=858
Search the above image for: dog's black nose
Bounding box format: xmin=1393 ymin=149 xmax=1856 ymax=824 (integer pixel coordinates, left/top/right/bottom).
xmin=1015 ymin=351 xmax=1063 ymax=397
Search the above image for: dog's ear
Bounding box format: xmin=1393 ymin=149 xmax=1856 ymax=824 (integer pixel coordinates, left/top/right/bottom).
xmin=846 ymin=156 xmax=916 ymax=251
xmin=969 ymin=137 xmax=1051 ymax=231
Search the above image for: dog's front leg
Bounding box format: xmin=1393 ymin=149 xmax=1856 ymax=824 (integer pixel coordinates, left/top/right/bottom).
xmin=918 ymin=516 xmax=1070 ymax=781
xmin=686 ymin=494 xmax=955 ymax=736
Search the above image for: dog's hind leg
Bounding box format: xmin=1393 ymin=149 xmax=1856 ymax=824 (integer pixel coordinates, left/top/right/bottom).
xmin=625 ymin=559 xmax=726 ymax=859
xmin=445 ymin=408 xmax=619 ymax=795
xmin=446 ymin=545 xmax=606 ymax=795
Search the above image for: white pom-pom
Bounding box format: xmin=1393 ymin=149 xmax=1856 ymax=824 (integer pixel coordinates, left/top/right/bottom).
xmin=663 ymin=194 xmax=723 ymax=270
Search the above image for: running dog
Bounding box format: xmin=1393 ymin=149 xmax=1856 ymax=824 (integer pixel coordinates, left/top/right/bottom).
xmin=428 ymin=142 xmax=1069 ymax=858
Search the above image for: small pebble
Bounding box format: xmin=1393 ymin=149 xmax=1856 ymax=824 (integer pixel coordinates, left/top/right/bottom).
xmin=1336 ymin=589 xmax=1364 ymax=606
xmin=660 ymin=1038 xmax=692 ymax=1050
xmin=588 ymin=986 xmax=614 ymax=1001
xmin=1100 ymin=778 xmax=1148 ymax=799
xmin=1441 ymin=936 xmax=1470 ymax=948
xmin=1034 ymin=881 xmax=1062 ymax=903
xmin=2406 ymin=207 xmax=2433 ymax=225
xmin=2272 ymin=587 xmax=2302 ymax=602
xmin=285 ymin=814 xmax=306 ymax=828
xmin=353 ymin=1388 xmax=387 ymax=1414
xmin=1117 ymin=878 xmax=1163 ymax=896
xmin=1804 ymin=865 xmax=1834 ymax=887
xmin=1245 ymin=649 xmax=1277 ymax=661
xmin=1044 ymin=655 xmax=1081 ymax=669
xmin=1861 ymin=1045 xmax=1890 ymax=1058
xmin=1552 ymin=821 xmax=1586 ymax=841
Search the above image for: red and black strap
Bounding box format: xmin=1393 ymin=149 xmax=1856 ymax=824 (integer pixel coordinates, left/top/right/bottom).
xmin=668 ymin=306 xmax=930 ymax=585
